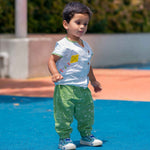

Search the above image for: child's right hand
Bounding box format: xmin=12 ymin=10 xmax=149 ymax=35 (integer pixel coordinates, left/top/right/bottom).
xmin=52 ymin=73 xmax=63 ymax=82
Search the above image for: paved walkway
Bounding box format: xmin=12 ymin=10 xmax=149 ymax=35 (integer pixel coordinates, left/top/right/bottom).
xmin=0 ymin=69 xmax=150 ymax=101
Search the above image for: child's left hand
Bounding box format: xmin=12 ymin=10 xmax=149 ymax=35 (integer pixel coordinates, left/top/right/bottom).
xmin=91 ymin=81 xmax=102 ymax=93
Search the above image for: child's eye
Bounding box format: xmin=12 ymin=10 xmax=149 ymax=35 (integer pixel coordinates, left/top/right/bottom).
xmin=76 ymin=21 xmax=80 ymax=25
xmin=84 ymin=23 xmax=88 ymax=26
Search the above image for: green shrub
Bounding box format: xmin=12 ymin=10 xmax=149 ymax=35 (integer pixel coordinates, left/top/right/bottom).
xmin=0 ymin=0 xmax=14 ymax=33
xmin=0 ymin=0 xmax=150 ymax=33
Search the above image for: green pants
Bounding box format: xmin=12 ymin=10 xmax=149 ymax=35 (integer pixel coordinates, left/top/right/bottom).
xmin=53 ymin=85 xmax=94 ymax=139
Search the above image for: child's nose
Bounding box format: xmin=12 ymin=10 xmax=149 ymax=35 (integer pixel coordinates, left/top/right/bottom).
xmin=80 ymin=24 xmax=85 ymax=28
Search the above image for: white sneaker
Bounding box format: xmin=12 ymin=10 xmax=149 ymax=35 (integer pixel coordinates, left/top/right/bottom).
xmin=80 ymin=135 xmax=103 ymax=147
xmin=59 ymin=138 xmax=76 ymax=150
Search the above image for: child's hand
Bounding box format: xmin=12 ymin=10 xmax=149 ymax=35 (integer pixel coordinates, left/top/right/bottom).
xmin=52 ymin=73 xmax=63 ymax=82
xmin=91 ymin=80 xmax=102 ymax=93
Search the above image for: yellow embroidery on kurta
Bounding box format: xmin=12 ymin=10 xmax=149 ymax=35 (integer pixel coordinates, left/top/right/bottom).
xmin=70 ymin=54 xmax=79 ymax=63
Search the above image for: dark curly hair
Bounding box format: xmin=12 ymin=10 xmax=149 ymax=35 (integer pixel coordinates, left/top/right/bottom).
xmin=63 ymin=2 xmax=92 ymax=23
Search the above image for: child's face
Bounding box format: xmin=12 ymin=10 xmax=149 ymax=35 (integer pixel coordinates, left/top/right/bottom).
xmin=63 ymin=13 xmax=89 ymax=40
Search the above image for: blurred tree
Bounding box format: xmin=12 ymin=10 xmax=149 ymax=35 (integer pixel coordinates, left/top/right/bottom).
xmin=0 ymin=0 xmax=150 ymax=33
xmin=28 ymin=0 xmax=65 ymax=33
xmin=0 ymin=0 xmax=14 ymax=33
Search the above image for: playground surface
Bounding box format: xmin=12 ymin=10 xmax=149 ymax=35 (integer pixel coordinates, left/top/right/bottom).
xmin=0 ymin=68 xmax=150 ymax=150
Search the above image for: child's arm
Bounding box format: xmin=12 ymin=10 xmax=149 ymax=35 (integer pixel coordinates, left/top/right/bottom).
xmin=48 ymin=54 xmax=63 ymax=82
xmin=88 ymin=65 xmax=102 ymax=93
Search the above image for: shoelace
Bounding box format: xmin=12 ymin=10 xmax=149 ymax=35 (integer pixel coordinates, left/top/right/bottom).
xmin=86 ymin=135 xmax=95 ymax=142
xmin=65 ymin=138 xmax=72 ymax=143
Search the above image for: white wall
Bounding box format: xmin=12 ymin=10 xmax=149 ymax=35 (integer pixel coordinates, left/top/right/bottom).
xmin=83 ymin=34 xmax=150 ymax=67
xmin=0 ymin=38 xmax=28 ymax=78
xmin=0 ymin=33 xmax=150 ymax=79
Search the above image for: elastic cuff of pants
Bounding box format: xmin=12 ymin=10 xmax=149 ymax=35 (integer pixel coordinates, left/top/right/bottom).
xmin=80 ymin=132 xmax=91 ymax=137
xmin=59 ymin=135 xmax=70 ymax=139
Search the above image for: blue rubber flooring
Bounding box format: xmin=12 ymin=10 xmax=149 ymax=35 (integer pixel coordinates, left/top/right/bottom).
xmin=0 ymin=95 xmax=150 ymax=150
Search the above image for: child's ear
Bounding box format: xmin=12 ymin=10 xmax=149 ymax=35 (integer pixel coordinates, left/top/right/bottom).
xmin=63 ymin=20 xmax=69 ymax=30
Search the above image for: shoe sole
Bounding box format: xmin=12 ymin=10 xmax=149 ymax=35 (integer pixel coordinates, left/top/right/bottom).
xmin=59 ymin=144 xmax=76 ymax=150
xmin=80 ymin=140 xmax=103 ymax=147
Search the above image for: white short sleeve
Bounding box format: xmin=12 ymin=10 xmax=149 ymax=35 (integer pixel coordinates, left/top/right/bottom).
xmin=52 ymin=42 xmax=66 ymax=57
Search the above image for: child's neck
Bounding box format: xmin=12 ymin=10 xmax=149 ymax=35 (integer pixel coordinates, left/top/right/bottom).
xmin=66 ymin=36 xmax=84 ymax=47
